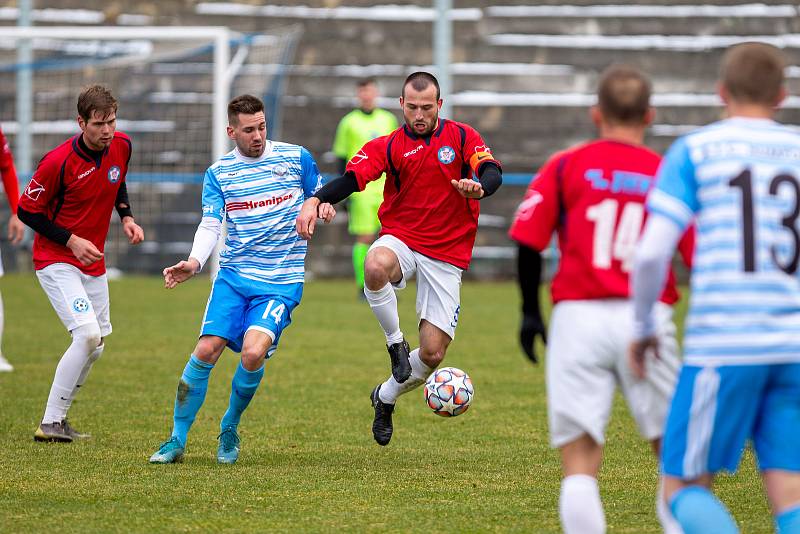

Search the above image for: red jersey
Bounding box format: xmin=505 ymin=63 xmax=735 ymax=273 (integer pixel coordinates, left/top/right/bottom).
xmin=19 ymin=132 xmax=132 ymax=276
xmin=346 ymin=119 xmax=499 ymax=269
xmin=509 ymin=139 xmax=693 ymax=304
xmin=0 ymin=127 xmax=19 ymax=213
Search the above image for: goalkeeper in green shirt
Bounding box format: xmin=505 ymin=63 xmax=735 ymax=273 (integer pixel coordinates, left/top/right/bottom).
xmin=332 ymin=78 xmax=398 ymax=296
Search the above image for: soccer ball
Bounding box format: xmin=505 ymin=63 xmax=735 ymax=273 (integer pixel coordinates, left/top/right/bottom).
xmin=424 ymin=367 xmax=474 ymax=417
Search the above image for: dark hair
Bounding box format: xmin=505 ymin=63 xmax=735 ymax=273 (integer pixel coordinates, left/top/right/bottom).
xmin=227 ymin=94 xmax=265 ymax=125
xmin=402 ymin=71 xmax=440 ymax=100
xmin=597 ymin=64 xmax=652 ymax=125
xmin=721 ymin=42 xmax=785 ymax=105
xmin=357 ymin=77 xmax=377 ymax=88
xmin=77 ymin=85 xmax=117 ymax=121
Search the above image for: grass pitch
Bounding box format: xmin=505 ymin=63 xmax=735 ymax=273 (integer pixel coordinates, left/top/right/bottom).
xmin=0 ymin=274 xmax=770 ymax=532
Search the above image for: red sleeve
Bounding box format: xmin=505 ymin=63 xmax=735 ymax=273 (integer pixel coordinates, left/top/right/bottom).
xmin=460 ymin=123 xmax=500 ymax=176
xmin=345 ymin=135 xmax=388 ymax=191
xmin=677 ymin=224 xmax=695 ymax=269
xmin=508 ymin=153 xmax=564 ymax=252
xmin=18 ymin=152 xmax=62 ymax=215
xmin=0 ymin=129 xmax=19 ymax=213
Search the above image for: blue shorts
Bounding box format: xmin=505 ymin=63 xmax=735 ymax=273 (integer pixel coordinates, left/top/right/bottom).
xmin=200 ymin=268 xmax=302 ymax=357
xmin=662 ymin=363 xmax=800 ymax=479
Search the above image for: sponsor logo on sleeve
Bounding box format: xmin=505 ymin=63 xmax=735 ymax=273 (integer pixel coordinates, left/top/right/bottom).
xmin=437 ymin=146 xmax=455 ymax=164
xmin=349 ymin=150 xmax=368 ymax=165
xmin=515 ymin=190 xmax=544 ymax=221
xmin=107 ymin=166 xmax=121 ymax=184
xmin=24 ymin=178 xmax=45 ymax=201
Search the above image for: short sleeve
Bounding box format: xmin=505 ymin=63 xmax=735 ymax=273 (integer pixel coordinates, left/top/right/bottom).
xmin=647 ymin=138 xmax=699 ymax=231
xmin=18 ymin=152 xmax=61 ymax=215
xmin=508 ymin=154 xmax=563 ymax=251
xmin=201 ymin=168 xmax=225 ymax=222
xmin=345 ymin=136 xmax=388 ymax=191
xmin=460 ymin=124 xmax=500 ymax=176
xmin=300 ymin=147 xmax=323 ymax=197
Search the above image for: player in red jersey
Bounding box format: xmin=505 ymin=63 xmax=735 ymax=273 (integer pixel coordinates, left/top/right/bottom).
xmin=17 ymin=85 xmax=144 ymax=442
xmin=0 ymin=126 xmax=25 ymax=372
xmin=297 ymin=72 xmax=502 ymax=446
xmin=509 ymin=66 xmax=691 ymax=534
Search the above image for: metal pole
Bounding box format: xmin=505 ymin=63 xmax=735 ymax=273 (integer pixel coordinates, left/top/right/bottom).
xmin=16 ymin=0 xmax=33 ymax=176
xmin=434 ymin=0 xmax=452 ymax=118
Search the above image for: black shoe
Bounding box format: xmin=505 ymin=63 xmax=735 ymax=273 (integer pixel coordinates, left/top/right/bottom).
xmin=387 ymin=339 xmax=412 ymax=383
xmin=370 ymin=385 xmax=394 ymax=446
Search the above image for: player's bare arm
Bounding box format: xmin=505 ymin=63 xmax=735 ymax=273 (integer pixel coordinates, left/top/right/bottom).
xmin=122 ymin=216 xmax=144 ymax=245
xmin=7 ymin=213 xmax=24 ymax=244
xmin=163 ymin=258 xmax=201 ymax=289
xmin=296 ymin=197 xmax=336 ymax=239
xmin=628 ymin=336 xmax=660 ymax=379
xmin=66 ymin=234 xmax=104 ymax=266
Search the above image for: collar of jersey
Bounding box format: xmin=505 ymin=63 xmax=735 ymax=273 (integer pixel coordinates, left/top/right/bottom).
xmin=234 ymin=140 xmax=273 ymax=163
xmin=403 ymin=118 xmax=446 ymax=142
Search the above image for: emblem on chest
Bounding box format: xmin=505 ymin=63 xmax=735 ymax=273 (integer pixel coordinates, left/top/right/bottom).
xmin=437 ymin=146 xmax=455 ymax=164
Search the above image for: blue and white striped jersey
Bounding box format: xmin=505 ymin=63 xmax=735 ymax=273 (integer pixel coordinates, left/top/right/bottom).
xmin=649 ymin=117 xmax=800 ymax=366
xmin=202 ymin=141 xmax=323 ymax=286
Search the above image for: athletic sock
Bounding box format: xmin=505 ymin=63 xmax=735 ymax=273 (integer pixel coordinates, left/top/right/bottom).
xmin=364 ymin=282 xmax=403 ymax=345
xmin=171 ymin=355 xmax=214 ymax=446
xmin=64 ymin=343 xmax=105 ymax=412
xmin=670 ymin=486 xmax=738 ymax=534
xmin=42 ymin=324 xmax=101 ymax=424
xmin=220 ymin=362 xmax=265 ymax=431
xmin=0 ymin=289 xmax=5 ymax=358
xmin=560 ymin=474 xmax=606 ymax=534
xmin=353 ymin=242 xmax=369 ymax=289
xmin=656 ymin=478 xmax=684 ymax=534
xmin=776 ymin=505 xmax=800 ymax=534
xmin=378 ymin=348 xmax=432 ymax=404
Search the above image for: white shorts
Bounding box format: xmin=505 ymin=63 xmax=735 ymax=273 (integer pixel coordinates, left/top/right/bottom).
xmin=369 ymin=234 xmax=463 ymax=339
xmin=547 ymin=299 xmax=680 ymax=448
xmin=36 ymin=263 xmax=112 ymax=337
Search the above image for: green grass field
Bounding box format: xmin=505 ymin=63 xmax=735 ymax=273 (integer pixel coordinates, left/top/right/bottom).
xmin=0 ymin=274 xmax=772 ymax=532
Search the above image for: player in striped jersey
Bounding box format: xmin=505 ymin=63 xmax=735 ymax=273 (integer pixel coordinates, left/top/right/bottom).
xmin=150 ymin=95 xmax=334 ymax=465
xmin=631 ymin=43 xmax=800 ymax=533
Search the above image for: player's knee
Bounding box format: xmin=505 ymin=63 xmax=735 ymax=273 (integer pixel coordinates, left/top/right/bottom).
xmin=419 ymin=346 xmax=446 ymax=368
xmin=194 ymin=336 xmax=226 ymax=363
xmin=363 ymin=255 xmax=389 ymax=289
xmin=72 ymin=322 xmax=102 ymax=352
xmin=240 ymin=346 xmax=267 ymax=370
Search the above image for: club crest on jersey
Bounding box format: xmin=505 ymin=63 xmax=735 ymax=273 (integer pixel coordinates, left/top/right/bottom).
xmin=273 ymin=164 xmax=288 ymax=177
xmin=438 ymin=146 xmax=455 ymax=164
xmin=72 ymin=297 xmax=90 ymax=313
xmin=24 ymin=178 xmax=45 ymax=201
xmin=107 ymin=166 xmax=121 ymax=184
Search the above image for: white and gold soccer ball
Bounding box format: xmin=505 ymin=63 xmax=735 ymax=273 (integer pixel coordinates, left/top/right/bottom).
xmin=424 ymin=367 xmax=474 ymax=417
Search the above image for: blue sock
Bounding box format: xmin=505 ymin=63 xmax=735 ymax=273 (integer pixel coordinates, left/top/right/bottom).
xmin=220 ymin=362 xmax=264 ymax=431
xmin=777 ymin=505 xmax=800 ymax=534
xmin=171 ymin=355 xmax=214 ymax=447
xmin=670 ymin=486 xmax=738 ymax=534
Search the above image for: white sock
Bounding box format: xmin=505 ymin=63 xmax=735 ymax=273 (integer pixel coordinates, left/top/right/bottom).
xmin=379 ymin=348 xmax=433 ymax=404
xmin=0 ymin=289 xmax=5 ymax=358
xmin=42 ymin=324 xmax=101 ymax=424
xmin=364 ymin=283 xmax=403 ymax=345
xmin=560 ymin=474 xmax=606 ymax=534
xmin=64 ymin=343 xmax=104 ymax=412
xmin=657 ymin=477 xmax=684 ymax=534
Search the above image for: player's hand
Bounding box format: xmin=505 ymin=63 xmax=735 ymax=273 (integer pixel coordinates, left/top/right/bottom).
xmin=163 ymin=258 xmax=201 ymax=289
xmin=451 ymin=179 xmax=484 ymax=199
xmin=7 ymin=214 xmax=24 ymax=244
xmin=67 ymin=234 xmax=104 ymax=266
xmin=122 ymin=217 xmax=144 ymax=245
xmin=296 ymin=197 xmax=322 ymax=239
xmin=628 ymin=336 xmax=660 ymax=380
xmin=519 ymin=313 xmax=547 ymax=364
xmin=318 ymin=202 xmax=336 ymax=223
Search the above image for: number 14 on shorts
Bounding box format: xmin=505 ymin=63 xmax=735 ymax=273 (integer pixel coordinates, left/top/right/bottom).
xmin=261 ymin=300 xmax=285 ymax=324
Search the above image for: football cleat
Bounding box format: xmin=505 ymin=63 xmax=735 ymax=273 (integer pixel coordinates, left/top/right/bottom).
xmin=149 ymin=437 xmax=185 ymax=464
xmin=34 ymin=421 xmax=73 ymax=443
xmin=217 ymin=427 xmax=241 ymax=464
xmin=0 ymin=355 xmax=13 ymax=372
xmin=387 ymin=339 xmax=412 ymax=383
xmin=62 ymin=418 xmax=91 ymax=440
xmin=370 ymin=385 xmax=395 ymax=446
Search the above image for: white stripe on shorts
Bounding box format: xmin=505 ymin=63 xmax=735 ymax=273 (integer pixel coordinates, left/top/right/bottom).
xmin=684 ymin=367 xmax=720 ymax=479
